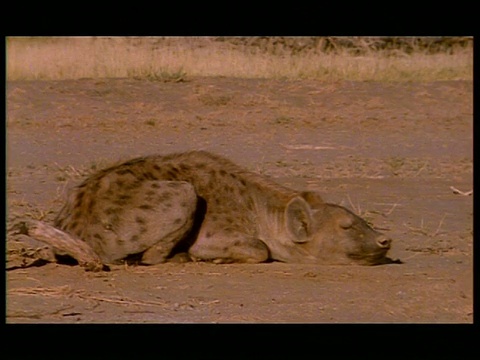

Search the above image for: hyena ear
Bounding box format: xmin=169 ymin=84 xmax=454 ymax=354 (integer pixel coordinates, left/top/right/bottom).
xmin=285 ymin=196 xmax=313 ymax=243
xmin=300 ymin=191 xmax=324 ymax=209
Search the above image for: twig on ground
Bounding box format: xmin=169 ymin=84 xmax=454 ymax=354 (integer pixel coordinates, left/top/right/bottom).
xmin=413 ymin=161 xmax=428 ymax=177
xmin=7 ymin=286 xmax=169 ymax=307
xmin=403 ymin=221 xmax=429 ymax=236
xmin=9 ymin=219 xmax=105 ymax=272
xmin=385 ymin=203 xmax=399 ymax=216
xmin=450 ymin=186 xmax=473 ymax=196
xmin=432 ymin=213 xmax=447 ymax=237
xmin=346 ymin=194 xmax=361 ymax=215
xmin=280 ymin=144 xmax=336 ymax=150
xmin=403 ymin=213 xmax=447 ymax=238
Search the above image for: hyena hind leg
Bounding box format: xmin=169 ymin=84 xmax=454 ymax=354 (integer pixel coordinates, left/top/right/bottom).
xmin=107 ymin=180 xmax=199 ymax=265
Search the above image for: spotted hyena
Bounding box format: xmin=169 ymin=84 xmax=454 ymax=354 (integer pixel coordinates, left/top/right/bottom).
xmin=35 ymin=150 xmax=395 ymax=268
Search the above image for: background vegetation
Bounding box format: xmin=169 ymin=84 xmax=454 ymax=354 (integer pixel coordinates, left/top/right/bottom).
xmin=6 ymin=36 xmax=473 ymax=82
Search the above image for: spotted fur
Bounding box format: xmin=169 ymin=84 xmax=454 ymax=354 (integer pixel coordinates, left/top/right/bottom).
xmin=54 ymin=151 xmax=393 ymax=265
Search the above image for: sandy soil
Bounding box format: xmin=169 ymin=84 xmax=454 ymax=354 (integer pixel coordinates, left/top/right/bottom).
xmin=6 ymin=77 xmax=473 ymax=323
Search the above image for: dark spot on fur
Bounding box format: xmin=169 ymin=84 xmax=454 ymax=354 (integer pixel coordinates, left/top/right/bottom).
xmin=225 ymin=216 xmax=234 ymax=224
xmin=206 ymin=231 xmax=213 ymax=238
xmin=105 ymin=207 xmax=122 ymax=215
xmin=219 ymin=169 xmax=227 ymax=177
xmin=151 ymin=182 xmax=161 ymax=188
xmin=75 ymin=191 xmax=85 ymax=206
xmin=142 ymin=171 xmax=156 ymax=180
xmin=109 ymin=214 xmax=120 ymax=226
xmin=87 ymin=199 xmax=96 ymax=213
xmin=116 ymin=168 xmax=135 ymax=176
xmin=157 ymin=192 xmax=173 ymax=202
xmin=240 ymin=179 xmax=247 ymax=186
xmin=210 ymin=214 xmax=218 ymax=221
xmin=115 ymin=179 xmax=125 ymax=187
xmin=122 ymin=158 xmax=146 ymax=167
xmin=140 ymin=226 xmax=148 ymax=234
xmin=68 ymin=221 xmax=79 ymax=231
xmin=233 ymin=240 xmax=241 ymax=246
xmin=180 ymin=163 xmax=191 ymax=171
xmin=146 ymin=190 xmax=156 ymax=196
xmin=125 ymin=180 xmax=143 ymax=190
xmin=173 ymin=218 xmax=183 ymax=225
xmin=113 ymin=194 xmax=131 ymax=205
xmin=166 ymin=170 xmax=178 ymax=179
xmin=104 ymin=188 xmax=115 ymax=197
xmin=130 ymin=235 xmax=140 ymax=242
xmin=135 ymin=216 xmax=146 ymax=225
xmin=71 ymin=209 xmax=83 ymax=221
xmin=90 ymin=181 xmax=101 ymax=192
xmin=139 ymin=204 xmax=154 ymax=210
xmin=77 ymin=182 xmax=87 ymax=189
xmin=163 ymin=202 xmax=173 ymax=209
xmin=93 ymin=233 xmax=102 ymax=240
xmin=153 ymin=164 xmax=161 ymax=171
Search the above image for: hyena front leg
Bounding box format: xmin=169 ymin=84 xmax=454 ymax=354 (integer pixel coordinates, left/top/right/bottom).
xmin=188 ymin=214 xmax=270 ymax=264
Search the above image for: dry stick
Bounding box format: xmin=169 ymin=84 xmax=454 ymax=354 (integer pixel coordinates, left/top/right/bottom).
xmin=9 ymin=286 xmax=169 ymax=307
xmin=385 ymin=203 xmax=399 ymax=216
xmin=402 ymin=222 xmax=429 ymax=236
xmin=76 ymin=293 xmax=168 ymax=307
xmin=10 ymin=219 xmax=105 ymax=272
xmin=450 ymin=186 xmax=473 ymax=196
xmin=413 ymin=161 xmax=428 ymax=177
xmin=280 ymin=144 xmax=337 ymax=150
xmin=346 ymin=194 xmax=361 ymax=215
xmin=432 ymin=213 xmax=447 ymax=237
xmin=403 ymin=213 xmax=447 ymax=238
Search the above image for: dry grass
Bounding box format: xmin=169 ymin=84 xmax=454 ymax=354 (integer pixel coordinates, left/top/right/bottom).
xmin=6 ymin=37 xmax=473 ymax=82
xmin=403 ymin=214 xmax=448 ymax=238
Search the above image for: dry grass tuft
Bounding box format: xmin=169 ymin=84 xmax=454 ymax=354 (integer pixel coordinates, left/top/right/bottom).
xmin=6 ymin=37 xmax=473 ymax=82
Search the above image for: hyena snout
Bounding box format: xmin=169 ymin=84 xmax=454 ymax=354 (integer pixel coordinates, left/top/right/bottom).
xmin=375 ymin=235 xmax=391 ymax=249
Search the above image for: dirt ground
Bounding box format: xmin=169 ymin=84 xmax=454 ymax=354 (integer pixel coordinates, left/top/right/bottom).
xmin=6 ymin=77 xmax=473 ymax=323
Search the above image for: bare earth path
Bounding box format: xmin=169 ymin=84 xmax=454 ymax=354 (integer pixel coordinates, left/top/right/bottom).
xmin=6 ymin=78 xmax=472 ymax=323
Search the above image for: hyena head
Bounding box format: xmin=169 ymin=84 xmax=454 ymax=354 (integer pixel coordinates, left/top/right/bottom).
xmin=273 ymin=191 xmax=393 ymax=265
